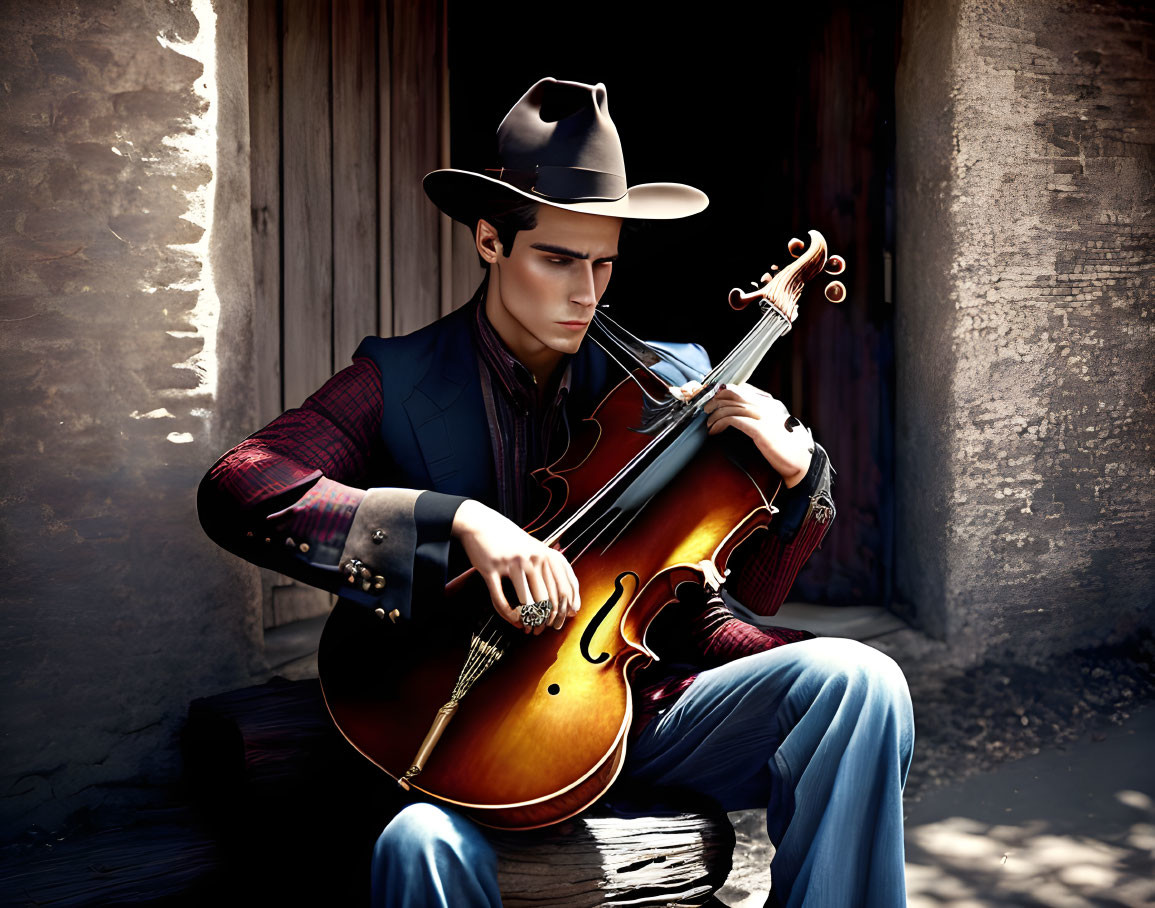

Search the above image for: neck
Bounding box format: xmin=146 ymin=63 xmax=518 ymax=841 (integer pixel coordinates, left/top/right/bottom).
xmin=483 ymin=279 xmax=565 ymax=388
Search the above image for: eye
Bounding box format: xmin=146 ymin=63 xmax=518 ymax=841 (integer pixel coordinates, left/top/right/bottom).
xmin=546 ymin=257 xmax=571 ymax=266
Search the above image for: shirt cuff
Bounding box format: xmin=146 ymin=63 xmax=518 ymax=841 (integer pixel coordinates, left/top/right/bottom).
xmin=773 ymin=443 xmax=832 ymax=542
xmin=413 ymin=491 xmax=469 ymax=598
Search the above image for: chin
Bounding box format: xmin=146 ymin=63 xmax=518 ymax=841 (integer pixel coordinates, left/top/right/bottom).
xmin=555 ymin=334 xmax=587 ymax=354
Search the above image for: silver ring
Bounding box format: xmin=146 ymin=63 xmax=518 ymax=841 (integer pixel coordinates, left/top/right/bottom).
xmin=519 ymin=599 xmax=552 ymax=628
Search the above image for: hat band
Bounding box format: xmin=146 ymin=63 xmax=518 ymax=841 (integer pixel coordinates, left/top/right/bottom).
xmin=486 ymin=165 xmax=627 ymax=202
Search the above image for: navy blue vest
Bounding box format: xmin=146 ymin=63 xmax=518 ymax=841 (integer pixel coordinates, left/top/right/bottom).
xmin=352 ymin=300 xmax=709 ymax=511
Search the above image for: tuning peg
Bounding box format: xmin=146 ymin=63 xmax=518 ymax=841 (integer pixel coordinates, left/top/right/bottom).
xmin=825 ymin=281 xmax=846 ymax=303
xmin=787 ymin=238 xmax=805 ymax=258
xmin=760 ymin=272 xmax=771 ymax=283
xmin=824 ymin=255 xmax=846 ymax=275
xmin=751 ymin=280 xmax=760 ymax=288
xmin=729 ymin=286 xmax=763 ymax=310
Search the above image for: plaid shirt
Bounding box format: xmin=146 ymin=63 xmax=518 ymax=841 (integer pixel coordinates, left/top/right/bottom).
xmin=200 ymin=309 xmax=835 ymax=732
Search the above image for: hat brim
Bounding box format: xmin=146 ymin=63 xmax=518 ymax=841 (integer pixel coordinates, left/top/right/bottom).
xmin=423 ymin=169 xmax=708 ymax=225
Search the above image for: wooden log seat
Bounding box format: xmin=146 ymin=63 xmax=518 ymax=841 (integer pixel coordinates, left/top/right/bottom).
xmin=183 ymin=677 xmax=735 ymax=906
xmin=492 ymin=801 xmax=734 ymax=907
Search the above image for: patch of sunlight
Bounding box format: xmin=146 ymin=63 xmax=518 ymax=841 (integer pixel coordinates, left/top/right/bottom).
xmin=1117 ymin=789 xmax=1153 ymax=811
xmin=907 ymin=806 xmax=1155 ymax=908
xmin=1128 ymin=822 xmax=1155 ymax=850
xmin=155 ymin=0 xmax=219 ymax=420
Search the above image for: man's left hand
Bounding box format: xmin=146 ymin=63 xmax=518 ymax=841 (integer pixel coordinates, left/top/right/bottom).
xmin=680 ymin=381 xmax=813 ymax=488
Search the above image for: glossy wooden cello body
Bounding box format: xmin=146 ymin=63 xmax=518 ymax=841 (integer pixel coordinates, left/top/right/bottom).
xmin=318 ymin=231 xmax=846 ymax=829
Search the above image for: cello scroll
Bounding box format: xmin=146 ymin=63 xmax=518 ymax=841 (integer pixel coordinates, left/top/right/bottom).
xmin=728 ymin=229 xmax=847 ymax=315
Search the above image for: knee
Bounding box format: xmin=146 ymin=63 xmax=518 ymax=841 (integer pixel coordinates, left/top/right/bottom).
xmin=372 ymin=803 xmax=499 ymax=906
xmin=374 ymin=803 xmax=467 ymax=867
xmin=800 ymin=637 xmax=912 ymax=714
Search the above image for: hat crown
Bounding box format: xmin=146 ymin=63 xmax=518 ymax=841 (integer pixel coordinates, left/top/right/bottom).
xmin=422 ymin=77 xmax=708 ymax=222
xmin=494 ymin=78 xmax=627 ymax=202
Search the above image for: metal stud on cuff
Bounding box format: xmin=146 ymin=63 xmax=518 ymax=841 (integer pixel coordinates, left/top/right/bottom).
xmin=342 ymin=558 xmax=366 ymax=584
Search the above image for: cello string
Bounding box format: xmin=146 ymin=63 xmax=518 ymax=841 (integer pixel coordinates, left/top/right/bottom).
xmin=703 ymin=306 xmax=790 ymax=388
xmin=594 ymin=309 xmax=708 ymax=383
xmin=545 ymin=303 xmax=792 ymax=553
xmin=597 ymin=492 xmax=658 ymax=557
xmin=587 ymin=316 xmax=675 ymax=404
xmin=453 ymin=618 xmax=507 ymax=699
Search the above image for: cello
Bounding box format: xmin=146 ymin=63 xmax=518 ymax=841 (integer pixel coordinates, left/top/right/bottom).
xmin=318 ymin=231 xmax=846 ymax=830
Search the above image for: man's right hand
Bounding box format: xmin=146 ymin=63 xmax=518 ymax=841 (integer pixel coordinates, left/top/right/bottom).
xmin=451 ymin=500 xmax=580 ymax=635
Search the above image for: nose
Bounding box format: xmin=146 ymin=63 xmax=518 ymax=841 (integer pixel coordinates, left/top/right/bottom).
xmin=571 ymin=261 xmax=599 ymax=308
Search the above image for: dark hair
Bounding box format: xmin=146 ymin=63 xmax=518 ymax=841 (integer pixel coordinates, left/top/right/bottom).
xmin=474 ymin=198 xmax=540 ymax=267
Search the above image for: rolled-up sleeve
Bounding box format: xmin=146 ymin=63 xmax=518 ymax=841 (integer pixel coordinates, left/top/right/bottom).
xmin=197 ymin=355 xmax=466 ymax=623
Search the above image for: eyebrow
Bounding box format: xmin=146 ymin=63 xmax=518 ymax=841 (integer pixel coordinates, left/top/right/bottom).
xmin=529 ymin=243 xmax=619 ymax=263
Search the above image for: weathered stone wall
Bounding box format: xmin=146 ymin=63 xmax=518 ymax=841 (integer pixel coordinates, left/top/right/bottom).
xmin=896 ymin=0 xmax=1155 ymax=659
xmin=0 ymin=0 xmax=261 ymax=837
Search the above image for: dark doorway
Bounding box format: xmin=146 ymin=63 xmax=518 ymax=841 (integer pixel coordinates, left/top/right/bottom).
xmin=449 ymin=1 xmax=901 ymax=607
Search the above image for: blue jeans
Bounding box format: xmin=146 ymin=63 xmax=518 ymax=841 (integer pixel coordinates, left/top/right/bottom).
xmin=372 ymin=638 xmax=915 ymax=907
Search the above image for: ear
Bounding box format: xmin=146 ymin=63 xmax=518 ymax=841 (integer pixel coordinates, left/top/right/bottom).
xmin=475 ymin=219 xmax=501 ymax=264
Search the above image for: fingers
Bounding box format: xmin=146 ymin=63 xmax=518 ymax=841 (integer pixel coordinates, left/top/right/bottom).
xmin=463 ymin=506 xmax=580 ymax=635
xmin=708 ymin=383 xmax=783 ymax=409
xmin=548 ymin=544 xmax=580 ymax=626
xmin=520 ymin=550 xmax=580 ymax=635
xmin=523 ymin=564 xmax=551 ymax=637
xmin=707 ymin=414 xmax=758 ymax=437
xmin=705 ymin=384 xmax=789 ymax=430
xmin=675 ymin=379 xmax=704 ymax=401
xmin=545 ymin=551 xmax=579 ymax=631
xmin=482 ymin=570 xmax=521 ymax=628
xmin=706 ymin=403 xmax=758 ymax=434
xmin=561 ymin=552 xmax=581 ymax=615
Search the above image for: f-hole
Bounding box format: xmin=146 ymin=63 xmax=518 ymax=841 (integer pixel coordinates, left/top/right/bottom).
xmin=580 ymin=572 xmax=636 ymax=665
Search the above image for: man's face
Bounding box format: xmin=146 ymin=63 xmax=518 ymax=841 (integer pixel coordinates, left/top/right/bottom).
xmin=482 ymin=204 xmax=621 ymax=369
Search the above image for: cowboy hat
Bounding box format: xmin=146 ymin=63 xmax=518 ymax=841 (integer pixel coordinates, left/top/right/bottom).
xmin=423 ymin=77 xmax=708 ymax=223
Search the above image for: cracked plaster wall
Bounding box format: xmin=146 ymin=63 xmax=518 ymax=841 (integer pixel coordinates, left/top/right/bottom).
xmin=896 ymin=0 xmax=1154 ymax=659
xmin=0 ymin=0 xmax=261 ymax=837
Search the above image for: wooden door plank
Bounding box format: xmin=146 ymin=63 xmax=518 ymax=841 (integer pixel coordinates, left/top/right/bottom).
xmin=332 ymin=0 xmax=379 ymax=365
xmin=389 ymin=0 xmax=441 ymax=335
xmin=377 ymin=0 xmax=393 ymax=338
xmin=249 ymin=0 xmax=285 ymax=631
xmin=437 ymin=0 xmax=453 ymax=318
xmin=451 ymin=219 xmax=482 ymax=310
xmin=277 ymin=0 xmax=335 ymax=625
xmin=282 ymin=0 xmax=333 ymax=409
xmin=248 ymin=0 xmax=282 ymax=428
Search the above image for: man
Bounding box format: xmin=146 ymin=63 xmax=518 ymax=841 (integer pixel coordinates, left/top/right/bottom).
xmin=199 ymin=78 xmax=913 ymax=907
